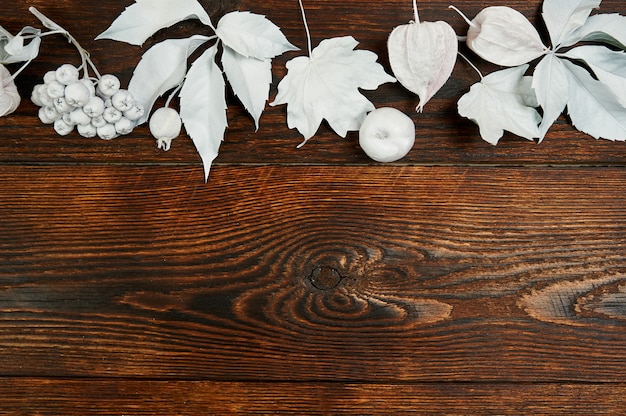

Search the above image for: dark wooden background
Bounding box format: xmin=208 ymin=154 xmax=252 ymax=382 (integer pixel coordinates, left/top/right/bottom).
xmin=2 ymin=0 xmax=626 ymax=414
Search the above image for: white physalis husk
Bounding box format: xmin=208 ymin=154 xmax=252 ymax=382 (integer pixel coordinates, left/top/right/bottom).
xmin=388 ymin=15 xmax=458 ymax=112
xmin=0 ymin=64 xmax=21 ymax=117
xmin=452 ymin=6 xmax=548 ymax=67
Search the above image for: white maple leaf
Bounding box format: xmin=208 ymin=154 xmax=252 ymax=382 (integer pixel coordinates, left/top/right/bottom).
xmin=271 ymin=36 xmax=395 ymax=146
xmin=562 ymin=59 xmax=626 ymax=141
xmin=96 ymin=0 xmax=213 ymax=46
xmin=222 ymin=46 xmax=272 ymax=130
xmin=542 ymin=0 xmax=601 ymax=48
xmin=179 ymin=45 xmax=227 ymax=182
xmin=215 ymin=11 xmax=298 ymax=60
xmin=458 ymin=65 xmax=541 ymax=145
xmin=128 ymin=35 xmax=210 ymax=124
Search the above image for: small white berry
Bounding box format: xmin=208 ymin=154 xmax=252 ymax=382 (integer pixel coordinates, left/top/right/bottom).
xmin=111 ymin=89 xmax=135 ymax=112
xmin=124 ymin=104 xmax=145 ymax=122
xmin=53 ymin=97 xmax=73 ymax=113
xmin=55 ymin=64 xmax=80 ymax=85
xmin=64 ymin=82 xmax=91 ymax=107
xmin=43 ymin=70 xmax=57 ymax=84
xmin=149 ymin=107 xmax=182 ymax=151
xmin=31 ymin=84 xmax=45 ymax=107
xmin=62 ymin=112 xmax=76 ymax=126
xmin=43 ymin=106 xmax=62 ymax=122
xmin=83 ymin=96 xmax=105 ymax=118
xmin=97 ymin=74 xmax=121 ymax=97
xmin=79 ymin=78 xmax=96 ymax=97
xmin=38 ymin=89 xmax=54 ymax=107
xmin=53 ymin=119 xmax=74 ymax=136
xmin=103 ymin=107 xmax=122 ymax=123
xmin=77 ymin=123 xmax=97 ymax=138
xmin=91 ymin=115 xmax=108 ymax=128
xmin=70 ymin=107 xmax=92 ymax=126
xmin=97 ymin=123 xmax=118 ymax=140
xmin=46 ymin=80 xmax=66 ymax=99
xmin=38 ymin=107 xmax=55 ymax=124
xmin=115 ymin=117 xmax=135 ymax=135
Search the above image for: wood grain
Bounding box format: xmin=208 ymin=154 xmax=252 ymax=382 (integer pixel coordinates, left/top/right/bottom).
xmin=2 ymin=165 xmax=626 ymax=382
xmin=2 ymin=380 xmax=626 ymax=415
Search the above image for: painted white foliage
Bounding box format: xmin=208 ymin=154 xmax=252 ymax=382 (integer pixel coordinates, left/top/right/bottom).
xmin=222 ymin=46 xmax=271 ymax=130
xmin=215 ymin=11 xmax=298 ymax=59
xmin=542 ymin=0 xmax=601 ymax=48
xmin=96 ymin=0 xmax=213 ymax=46
xmin=0 ymin=26 xmax=42 ymax=64
xmin=128 ymin=35 xmax=210 ymax=124
xmin=0 ymin=63 xmax=21 ymax=116
xmin=561 ymin=13 xmax=626 ymax=49
xmin=458 ymin=65 xmax=540 ymax=145
xmin=271 ymin=36 xmax=396 ymax=146
xmin=179 ymin=45 xmax=227 ymax=182
xmin=532 ymin=54 xmax=570 ymax=139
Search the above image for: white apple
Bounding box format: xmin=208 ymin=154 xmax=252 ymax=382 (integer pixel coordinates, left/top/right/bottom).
xmin=358 ymin=107 xmax=415 ymax=162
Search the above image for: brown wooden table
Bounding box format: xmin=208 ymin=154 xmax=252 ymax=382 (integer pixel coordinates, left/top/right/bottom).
xmin=2 ymin=0 xmax=626 ymax=414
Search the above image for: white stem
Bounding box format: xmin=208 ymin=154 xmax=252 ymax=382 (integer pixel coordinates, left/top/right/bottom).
xmin=5 ymin=59 xmax=33 ymax=84
xmin=457 ymin=52 xmax=483 ymax=81
xmin=298 ymin=0 xmax=313 ymax=56
xmin=413 ymin=0 xmax=420 ymax=23
xmin=448 ymin=5 xmax=476 ymax=28
xmin=165 ymin=82 xmax=184 ymax=108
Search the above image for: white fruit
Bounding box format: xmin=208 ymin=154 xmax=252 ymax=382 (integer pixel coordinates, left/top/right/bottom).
xmin=149 ymin=107 xmax=182 ymax=151
xmin=53 ymin=119 xmax=74 ymax=136
xmin=64 ymin=82 xmax=91 ymax=107
xmin=46 ymin=80 xmax=65 ymax=99
xmin=358 ymin=107 xmax=415 ymax=163
xmin=103 ymin=107 xmax=122 ymax=123
xmin=97 ymin=74 xmax=121 ymax=97
xmin=115 ymin=117 xmax=135 ymax=135
xmin=83 ymin=96 xmax=105 ymax=118
xmin=55 ymin=63 xmax=80 ymax=85
xmin=111 ymin=89 xmax=135 ymax=112
xmin=77 ymin=123 xmax=97 ymax=138
xmin=97 ymin=123 xmax=118 ymax=140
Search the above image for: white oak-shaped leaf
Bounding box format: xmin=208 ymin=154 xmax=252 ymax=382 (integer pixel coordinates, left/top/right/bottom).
xmin=542 ymin=0 xmax=600 ymax=48
xmin=0 ymin=26 xmax=41 ymax=64
xmin=270 ymin=36 xmax=396 ymax=146
xmin=128 ymin=35 xmax=210 ymax=124
xmin=458 ymin=65 xmax=541 ymax=145
xmin=388 ymin=19 xmax=457 ymax=112
xmin=180 ymin=45 xmax=227 ymax=182
xmin=215 ymin=11 xmax=298 ymax=60
xmin=96 ymin=0 xmax=213 ymax=46
xmin=222 ymin=45 xmax=271 ymax=130
xmin=565 ymin=45 xmax=626 ymax=107
xmin=563 ymin=59 xmax=626 ymax=141
xmin=532 ymin=54 xmax=570 ymax=140
xmin=561 ymin=14 xmax=626 ymax=49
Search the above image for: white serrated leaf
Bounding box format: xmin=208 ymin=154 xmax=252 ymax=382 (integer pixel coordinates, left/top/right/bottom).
xmin=180 ymin=45 xmax=227 ymax=182
xmin=458 ymin=65 xmax=541 ymax=145
xmin=561 ymin=14 xmax=626 ymax=50
xmin=532 ymin=54 xmax=569 ymax=140
xmin=0 ymin=26 xmax=41 ymax=64
xmin=215 ymin=11 xmax=298 ymax=59
xmin=222 ymin=46 xmax=271 ymax=130
xmin=542 ymin=0 xmax=600 ymax=48
xmin=128 ymin=35 xmax=209 ymax=124
xmin=563 ymin=59 xmax=626 ymax=141
xmin=96 ymin=0 xmax=213 ymax=46
xmin=270 ymin=36 xmax=396 ymax=145
xmin=565 ymin=45 xmax=626 ymax=107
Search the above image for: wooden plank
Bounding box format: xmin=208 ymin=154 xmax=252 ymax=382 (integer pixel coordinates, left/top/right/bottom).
xmin=2 ymin=165 xmax=626 ymax=381
xmin=1 ymin=379 xmax=626 ymax=415
xmin=2 ymin=0 xmax=626 ymax=165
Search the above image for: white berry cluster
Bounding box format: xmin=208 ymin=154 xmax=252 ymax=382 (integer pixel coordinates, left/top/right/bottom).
xmin=30 ymin=64 xmax=144 ymax=140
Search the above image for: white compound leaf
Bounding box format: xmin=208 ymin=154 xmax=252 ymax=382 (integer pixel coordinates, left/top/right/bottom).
xmin=180 ymin=44 xmax=227 ymax=182
xmin=458 ymin=65 xmax=541 ymax=145
xmin=564 ymin=45 xmax=626 ymax=107
xmin=560 ymin=13 xmax=626 ymax=49
xmin=215 ymin=11 xmax=298 ymax=60
xmin=270 ymin=36 xmax=396 ymax=145
xmin=0 ymin=26 xmax=41 ymax=64
xmin=96 ymin=0 xmax=214 ymax=46
xmin=532 ymin=54 xmax=569 ymax=140
xmin=128 ymin=35 xmax=210 ymax=124
xmin=222 ymin=46 xmax=271 ymax=130
xmin=541 ymin=0 xmax=601 ymax=48
xmin=563 ymin=59 xmax=626 ymax=141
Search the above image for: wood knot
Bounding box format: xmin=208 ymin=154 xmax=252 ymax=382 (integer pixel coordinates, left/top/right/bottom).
xmin=307 ymin=265 xmax=344 ymax=290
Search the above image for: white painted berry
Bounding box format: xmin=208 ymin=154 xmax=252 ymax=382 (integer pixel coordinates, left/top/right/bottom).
xmin=53 ymin=119 xmax=74 ymax=136
xmin=70 ymin=107 xmax=92 ymax=126
xmin=83 ymin=96 xmax=105 ymax=118
xmin=53 ymin=97 xmax=73 ymax=113
xmin=149 ymin=107 xmax=182 ymax=151
xmin=97 ymin=74 xmax=121 ymax=97
xmin=77 ymin=123 xmax=97 ymax=138
xmin=97 ymin=123 xmax=118 ymax=140
xmin=55 ymin=64 xmax=80 ymax=85
xmin=46 ymin=80 xmax=65 ymax=99
xmin=115 ymin=117 xmax=135 ymax=135
xmin=64 ymin=82 xmax=91 ymax=107
xmin=358 ymin=107 xmax=415 ymax=163
xmin=103 ymin=107 xmax=122 ymax=123
xmin=111 ymin=89 xmax=135 ymax=112
xmin=43 ymin=70 xmax=57 ymax=84
xmin=124 ymin=104 xmax=145 ymax=122
xmin=91 ymin=115 xmax=108 ymax=128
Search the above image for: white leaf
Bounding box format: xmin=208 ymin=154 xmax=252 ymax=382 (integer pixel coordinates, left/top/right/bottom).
xmin=561 ymin=14 xmax=626 ymax=49
xmin=542 ymin=0 xmax=601 ymax=48
xmin=96 ymin=0 xmax=213 ymax=46
xmin=128 ymin=35 xmax=209 ymax=124
xmin=388 ymin=19 xmax=457 ymax=111
xmin=458 ymin=65 xmax=541 ymax=145
xmin=180 ymin=45 xmax=227 ymax=182
xmin=270 ymin=36 xmax=396 ymax=145
xmin=222 ymin=46 xmax=271 ymax=130
xmin=532 ymin=54 xmax=569 ymax=140
xmin=0 ymin=64 xmax=21 ymax=117
xmin=215 ymin=11 xmax=298 ymax=59
xmin=0 ymin=26 xmax=41 ymax=64
xmin=565 ymin=45 xmax=626 ymax=107
xmin=563 ymin=59 xmax=626 ymax=141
